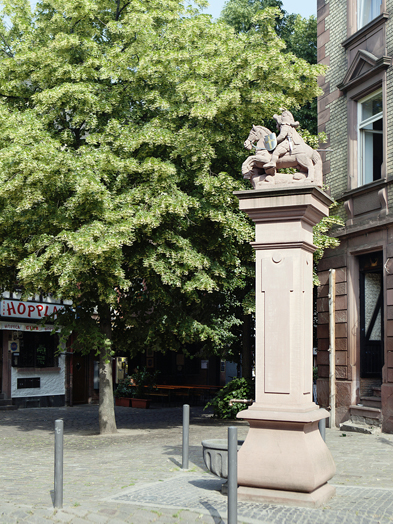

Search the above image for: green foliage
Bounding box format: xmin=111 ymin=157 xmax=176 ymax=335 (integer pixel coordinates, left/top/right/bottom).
xmin=114 ymin=377 xmax=134 ymax=399
xmin=114 ymin=367 xmax=159 ymax=398
xmin=0 ymin=0 xmax=324 ymax=360
xmin=204 ymin=377 xmax=255 ymax=419
xmin=130 ymin=366 xmax=160 ymax=399
xmin=220 ymin=0 xmax=285 ymax=34
xmin=313 ymin=201 xmax=344 ymax=286
xmin=220 ymin=1 xmax=319 ymax=134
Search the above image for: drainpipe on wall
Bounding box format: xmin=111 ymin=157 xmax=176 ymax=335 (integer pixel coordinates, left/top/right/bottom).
xmin=69 ymin=350 xmax=73 ymax=407
xmin=328 ymin=269 xmax=336 ymax=428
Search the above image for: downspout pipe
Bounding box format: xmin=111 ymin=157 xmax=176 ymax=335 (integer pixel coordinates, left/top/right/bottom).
xmin=328 ymin=268 xmax=336 ymax=428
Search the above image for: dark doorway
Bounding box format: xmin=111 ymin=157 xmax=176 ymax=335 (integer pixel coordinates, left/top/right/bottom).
xmin=359 ymin=252 xmax=384 ymax=379
xmin=72 ymin=354 xmax=88 ymax=404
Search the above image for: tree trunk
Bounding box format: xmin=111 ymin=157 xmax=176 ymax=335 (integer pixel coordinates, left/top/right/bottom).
xmin=98 ymin=305 xmax=117 ymax=434
xmin=242 ymin=313 xmax=253 ymax=380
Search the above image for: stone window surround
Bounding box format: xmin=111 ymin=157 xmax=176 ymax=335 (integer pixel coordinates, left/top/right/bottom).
xmin=345 ymin=0 xmax=387 ymax=40
xmin=346 ymin=73 xmax=387 ymax=191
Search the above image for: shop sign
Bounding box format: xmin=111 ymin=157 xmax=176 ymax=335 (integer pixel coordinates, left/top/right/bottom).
xmin=0 ymin=300 xmax=64 ymax=320
xmin=0 ymin=322 xmax=56 ymax=332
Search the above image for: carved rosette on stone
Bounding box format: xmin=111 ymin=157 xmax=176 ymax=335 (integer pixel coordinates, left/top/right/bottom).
xmin=234 ymin=175 xmax=336 ymax=506
xmin=242 ymin=110 xmax=323 ymax=189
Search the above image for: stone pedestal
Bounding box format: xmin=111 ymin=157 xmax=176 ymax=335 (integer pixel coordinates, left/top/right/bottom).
xmin=235 ymin=186 xmax=336 ymax=507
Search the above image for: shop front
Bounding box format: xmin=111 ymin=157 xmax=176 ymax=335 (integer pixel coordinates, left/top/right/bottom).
xmin=1 ymin=296 xmax=66 ymax=408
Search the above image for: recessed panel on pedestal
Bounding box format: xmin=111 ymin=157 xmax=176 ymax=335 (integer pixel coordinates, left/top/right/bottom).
xmin=262 ymin=255 xmax=293 ymax=394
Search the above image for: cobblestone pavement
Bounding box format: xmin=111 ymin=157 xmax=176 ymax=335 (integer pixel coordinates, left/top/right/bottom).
xmin=0 ymin=404 xmax=393 ymax=523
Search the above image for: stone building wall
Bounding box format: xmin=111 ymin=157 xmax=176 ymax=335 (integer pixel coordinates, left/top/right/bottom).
xmin=386 ymin=0 xmax=393 ymax=209
xmin=317 ymin=0 xmax=347 ymax=200
xmin=316 ymin=248 xmax=350 ymax=425
xmin=317 ymin=0 xmax=393 ymax=431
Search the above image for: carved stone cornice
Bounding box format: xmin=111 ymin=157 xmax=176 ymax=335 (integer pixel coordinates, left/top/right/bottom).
xmin=338 ymin=53 xmax=391 ymax=92
xmin=250 ymin=241 xmax=316 ymax=254
xmin=341 ymin=13 xmax=389 ymax=49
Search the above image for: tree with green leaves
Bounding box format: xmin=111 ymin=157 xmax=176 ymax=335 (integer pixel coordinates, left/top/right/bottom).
xmin=220 ymin=0 xmax=318 ymax=133
xmin=0 ymin=0 xmax=324 ymax=433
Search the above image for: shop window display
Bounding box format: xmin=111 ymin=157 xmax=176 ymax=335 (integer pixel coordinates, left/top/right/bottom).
xmin=14 ymin=331 xmax=58 ymax=368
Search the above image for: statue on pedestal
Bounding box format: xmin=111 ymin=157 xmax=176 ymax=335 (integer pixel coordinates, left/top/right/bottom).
xmin=242 ymin=110 xmax=323 ymax=188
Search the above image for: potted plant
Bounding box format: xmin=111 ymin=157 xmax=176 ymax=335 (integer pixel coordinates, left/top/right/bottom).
xmin=129 ymin=367 xmax=159 ymax=408
xmin=114 ymin=377 xmax=135 ymax=407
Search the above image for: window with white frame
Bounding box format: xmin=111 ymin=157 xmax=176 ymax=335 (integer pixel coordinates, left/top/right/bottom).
xmin=358 ymin=0 xmax=382 ymax=29
xmin=358 ymin=89 xmax=383 ymax=186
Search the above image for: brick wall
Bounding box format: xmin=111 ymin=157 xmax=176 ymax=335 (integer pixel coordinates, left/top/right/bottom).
xmin=317 ymin=0 xmax=348 ymax=200
xmin=386 ymin=0 xmax=393 ymax=210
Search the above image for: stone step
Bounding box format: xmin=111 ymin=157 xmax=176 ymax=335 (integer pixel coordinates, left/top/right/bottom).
xmin=0 ymin=405 xmax=18 ymax=411
xmin=360 ymin=396 xmax=382 ymax=409
xmin=0 ymin=399 xmax=14 ymax=407
xmin=372 ymin=387 xmax=381 ymax=397
xmin=349 ymin=405 xmax=382 ymax=427
xmin=339 ymin=421 xmax=381 ymax=435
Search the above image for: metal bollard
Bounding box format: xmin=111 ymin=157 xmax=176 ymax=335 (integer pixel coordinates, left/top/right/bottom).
xmin=182 ymin=404 xmax=190 ymax=470
xmin=54 ymin=419 xmax=64 ymax=508
xmin=227 ymin=426 xmax=238 ymax=524
xmin=319 ymin=416 xmax=326 ymax=442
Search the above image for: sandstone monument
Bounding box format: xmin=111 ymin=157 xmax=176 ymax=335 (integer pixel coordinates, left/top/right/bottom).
xmin=242 ymin=110 xmax=323 ymax=188
xmin=235 ymin=110 xmax=335 ymax=507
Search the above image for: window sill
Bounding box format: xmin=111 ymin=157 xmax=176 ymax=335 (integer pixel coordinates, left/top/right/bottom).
xmin=15 ymin=367 xmax=61 ymax=373
xmin=342 ymin=13 xmax=389 ymax=49
xmin=341 ymin=177 xmax=388 ymax=200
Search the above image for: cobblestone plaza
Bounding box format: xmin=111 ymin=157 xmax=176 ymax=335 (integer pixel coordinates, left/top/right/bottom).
xmin=0 ymin=405 xmax=392 ymax=523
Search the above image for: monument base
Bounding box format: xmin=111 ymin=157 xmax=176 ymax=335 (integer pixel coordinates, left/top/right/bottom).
xmin=237 ymin=408 xmax=336 ymax=495
xmin=238 ymin=483 xmax=336 ymax=508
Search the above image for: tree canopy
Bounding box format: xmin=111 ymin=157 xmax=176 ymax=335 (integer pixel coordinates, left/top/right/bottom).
xmin=0 ymin=0 xmax=324 ymax=432
xmin=220 ymin=0 xmax=318 ymax=133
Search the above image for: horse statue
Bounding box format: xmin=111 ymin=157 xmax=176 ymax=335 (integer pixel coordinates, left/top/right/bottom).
xmin=242 ymin=112 xmax=322 ymax=188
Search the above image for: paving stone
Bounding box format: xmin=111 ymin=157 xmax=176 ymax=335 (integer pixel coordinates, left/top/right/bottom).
xmin=97 ymin=508 xmax=117 ymax=516
xmin=62 ymin=507 xmax=90 ymax=518
xmin=52 ymin=510 xmax=76 ymax=523
xmin=84 ymin=512 xmax=111 ymax=523
xmin=0 ymin=406 xmax=393 ymax=523
xmin=8 ymin=510 xmax=30 ymax=520
xmin=66 ymin=518 xmax=92 ymax=524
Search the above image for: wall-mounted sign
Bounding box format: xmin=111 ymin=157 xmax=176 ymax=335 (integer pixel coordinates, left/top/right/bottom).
xmin=1 ymin=322 xmax=56 ymax=332
xmin=1 ymin=300 xmax=63 ymax=320
xmin=9 ymin=341 xmax=19 ymax=352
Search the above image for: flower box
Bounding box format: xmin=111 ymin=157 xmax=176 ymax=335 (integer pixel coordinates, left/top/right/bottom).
xmin=131 ymin=398 xmax=151 ymax=409
xmin=115 ymin=397 xmax=132 ymax=407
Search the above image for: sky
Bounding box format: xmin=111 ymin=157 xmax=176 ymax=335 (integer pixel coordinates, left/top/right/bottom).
xmin=202 ymin=0 xmax=317 ymax=20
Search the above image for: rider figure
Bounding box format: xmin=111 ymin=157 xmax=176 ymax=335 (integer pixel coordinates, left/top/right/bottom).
xmin=263 ymin=110 xmax=302 ymax=170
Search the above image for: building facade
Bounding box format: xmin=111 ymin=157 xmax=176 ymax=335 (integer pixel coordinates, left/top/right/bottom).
xmin=0 ymin=293 xmax=69 ymax=408
xmin=317 ymin=0 xmax=393 ymax=431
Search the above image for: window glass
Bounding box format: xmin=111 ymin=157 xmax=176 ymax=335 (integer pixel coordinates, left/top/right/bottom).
xmin=358 ymin=90 xmax=383 ymax=186
xmin=358 ymin=0 xmax=382 ymax=29
xmin=15 ymin=332 xmax=58 ymax=368
xmin=361 ymin=91 xmax=383 ymax=121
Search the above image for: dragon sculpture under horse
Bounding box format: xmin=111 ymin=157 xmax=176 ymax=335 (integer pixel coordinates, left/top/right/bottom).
xmin=242 ymin=110 xmax=323 ymax=188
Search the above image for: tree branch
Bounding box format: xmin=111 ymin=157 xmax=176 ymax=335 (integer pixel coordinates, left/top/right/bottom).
xmin=0 ymin=32 xmax=14 ymax=57
xmin=70 ymin=18 xmax=84 ymax=34
xmin=117 ymin=1 xmax=131 ymax=21
xmin=0 ymin=93 xmax=29 ymax=100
